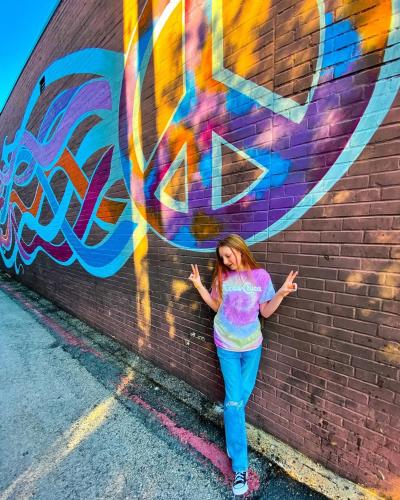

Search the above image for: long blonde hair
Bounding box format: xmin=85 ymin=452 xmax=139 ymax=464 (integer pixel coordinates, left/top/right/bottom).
xmin=212 ymin=234 xmax=260 ymax=301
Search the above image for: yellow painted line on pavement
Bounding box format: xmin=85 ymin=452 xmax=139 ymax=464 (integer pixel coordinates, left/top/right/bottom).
xmin=0 ymin=369 xmax=135 ymax=499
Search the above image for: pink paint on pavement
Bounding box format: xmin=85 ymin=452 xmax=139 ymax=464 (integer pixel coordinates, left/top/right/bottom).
xmin=0 ymin=283 xmax=104 ymax=359
xmin=123 ymin=389 xmax=260 ymax=494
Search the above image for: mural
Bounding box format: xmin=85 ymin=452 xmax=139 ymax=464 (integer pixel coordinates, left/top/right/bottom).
xmin=0 ymin=50 xmax=137 ymax=277
xmin=123 ymin=0 xmax=399 ymax=250
xmin=0 ymin=0 xmax=399 ymax=275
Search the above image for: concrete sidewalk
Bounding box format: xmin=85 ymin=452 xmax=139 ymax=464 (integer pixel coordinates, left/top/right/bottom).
xmin=0 ymin=274 xmax=333 ymax=499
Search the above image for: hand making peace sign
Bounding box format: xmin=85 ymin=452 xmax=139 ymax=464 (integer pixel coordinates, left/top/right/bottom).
xmin=278 ymin=270 xmax=298 ymax=297
xmin=188 ymin=264 xmax=203 ymax=289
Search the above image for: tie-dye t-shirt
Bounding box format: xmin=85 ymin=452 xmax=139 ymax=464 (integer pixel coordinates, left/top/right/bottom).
xmin=211 ymin=268 xmax=275 ymax=352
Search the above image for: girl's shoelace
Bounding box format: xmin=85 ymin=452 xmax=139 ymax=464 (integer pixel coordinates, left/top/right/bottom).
xmin=234 ymin=472 xmax=246 ymax=486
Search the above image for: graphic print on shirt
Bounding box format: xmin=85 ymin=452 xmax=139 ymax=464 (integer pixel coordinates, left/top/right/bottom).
xmin=212 ymin=268 xmax=275 ymax=352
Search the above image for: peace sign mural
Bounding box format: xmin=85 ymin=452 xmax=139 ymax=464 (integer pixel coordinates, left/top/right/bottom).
xmin=121 ymin=0 xmax=400 ymax=251
xmin=0 ymin=0 xmax=399 ymax=276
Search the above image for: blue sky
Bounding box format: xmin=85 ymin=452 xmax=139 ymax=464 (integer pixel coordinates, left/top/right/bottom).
xmin=0 ymin=0 xmax=60 ymax=111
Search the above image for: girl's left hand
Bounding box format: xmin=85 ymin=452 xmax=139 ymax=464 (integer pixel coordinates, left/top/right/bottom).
xmin=278 ymin=270 xmax=298 ymax=297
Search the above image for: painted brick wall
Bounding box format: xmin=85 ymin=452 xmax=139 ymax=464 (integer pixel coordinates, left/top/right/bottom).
xmin=1 ymin=0 xmax=399 ymax=497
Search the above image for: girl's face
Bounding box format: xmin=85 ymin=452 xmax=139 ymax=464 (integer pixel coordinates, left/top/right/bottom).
xmin=218 ymin=246 xmax=243 ymax=271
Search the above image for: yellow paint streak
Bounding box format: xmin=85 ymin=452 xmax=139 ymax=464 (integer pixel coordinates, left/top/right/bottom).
xmin=130 ymin=3 xmax=203 ymax=353
xmin=172 ymin=279 xmax=190 ymax=300
xmin=345 ymin=262 xmax=400 ymax=301
xmin=152 ymin=0 xmax=184 ymax=138
xmin=150 ymin=0 xmax=170 ymax=20
xmin=165 ymin=279 xmax=190 ymax=339
xmin=300 ymin=0 xmax=316 ymax=17
xmin=380 ymin=343 xmax=400 ymax=367
xmin=222 ymin=0 xmax=271 ymax=78
xmin=345 ymin=272 xmax=362 ymax=284
xmin=0 ymin=370 xmax=135 ymax=500
xmin=337 ymin=0 xmax=391 ymax=53
xmin=298 ymin=0 xmax=319 ymax=36
xmin=166 ymin=308 xmax=176 ymax=339
xmin=330 ymin=190 xmax=354 ymax=204
xmin=133 ymin=229 xmax=151 ymax=342
xmin=124 ymin=0 xmax=143 ymax=177
xmin=166 ymin=280 xmax=190 ymax=339
xmin=123 ymin=0 xmax=139 ymax=51
xmin=383 ymin=343 xmax=400 ymax=356
xmin=196 ymin=34 xmax=227 ymax=92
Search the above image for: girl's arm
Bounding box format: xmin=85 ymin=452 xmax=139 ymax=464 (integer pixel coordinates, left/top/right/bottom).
xmin=194 ymin=283 xmax=220 ymax=312
xmin=260 ymin=270 xmax=298 ymax=318
xmin=189 ymin=264 xmax=220 ymax=312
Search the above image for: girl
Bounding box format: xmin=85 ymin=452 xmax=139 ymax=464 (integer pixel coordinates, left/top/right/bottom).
xmin=188 ymin=234 xmax=298 ymax=496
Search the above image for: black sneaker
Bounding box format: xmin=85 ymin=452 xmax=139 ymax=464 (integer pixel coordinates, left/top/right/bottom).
xmin=232 ymin=471 xmax=248 ymax=496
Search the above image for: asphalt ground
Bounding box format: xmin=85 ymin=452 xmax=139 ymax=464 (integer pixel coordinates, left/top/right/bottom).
xmin=0 ymin=273 xmax=328 ymax=499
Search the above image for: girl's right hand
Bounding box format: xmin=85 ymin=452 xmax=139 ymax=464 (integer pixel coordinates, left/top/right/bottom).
xmin=188 ymin=264 xmax=203 ymax=289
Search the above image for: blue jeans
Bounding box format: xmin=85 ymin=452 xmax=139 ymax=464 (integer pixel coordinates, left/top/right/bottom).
xmin=216 ymin=345 xmax=262 ymax=472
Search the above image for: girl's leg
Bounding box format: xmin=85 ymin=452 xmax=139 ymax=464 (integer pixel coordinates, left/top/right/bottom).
xmin=216 ymin=348 xmax=248 ymax=472
xmin=241 ymin=345 xmax=262 ymax=406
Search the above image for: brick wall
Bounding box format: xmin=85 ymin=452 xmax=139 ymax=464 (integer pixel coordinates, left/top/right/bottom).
xmin=1 ymin=0 xmax=399 ymax=496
